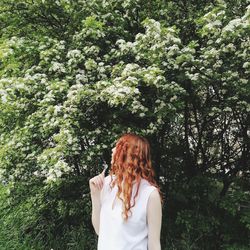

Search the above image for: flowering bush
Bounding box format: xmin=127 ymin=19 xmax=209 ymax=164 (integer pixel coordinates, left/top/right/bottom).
xmin=0 ymin=0 xmax=249 ymax=249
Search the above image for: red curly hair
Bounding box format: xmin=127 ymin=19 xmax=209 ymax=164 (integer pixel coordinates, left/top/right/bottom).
xmin=108 ymin=132 xmax=164 ymax=222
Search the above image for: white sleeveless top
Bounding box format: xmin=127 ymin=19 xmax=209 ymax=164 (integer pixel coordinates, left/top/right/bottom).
xmin=97 ymin=174 xmax=157 ymax=250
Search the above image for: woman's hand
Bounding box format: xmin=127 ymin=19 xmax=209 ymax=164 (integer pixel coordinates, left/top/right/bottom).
xmin=89 ymin=169 xmax=105 ymax=197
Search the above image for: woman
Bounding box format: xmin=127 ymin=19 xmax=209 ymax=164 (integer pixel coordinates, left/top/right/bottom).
xmin=89 ymin=133 xmax=163 ymax=250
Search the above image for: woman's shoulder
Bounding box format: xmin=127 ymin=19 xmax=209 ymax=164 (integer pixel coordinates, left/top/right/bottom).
xmin=104 ymin=174 xmax=116 ymax=186
xmin=140 ymin=178 xmax=155 ymax=187
xmin=104 ymin=175 xmax=155 ymax=189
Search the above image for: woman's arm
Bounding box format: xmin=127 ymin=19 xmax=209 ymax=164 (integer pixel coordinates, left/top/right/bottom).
xmin=90 ymin=193 xmax=101 ymax=235
xmin=89 ymin=171 xmax=105 ymax=236
xmin=147 ymin=189 xmax=162 ymax=250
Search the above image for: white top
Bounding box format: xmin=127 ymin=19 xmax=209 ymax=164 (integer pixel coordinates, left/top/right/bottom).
xmin=97 ymin=174 xmax=157 ymax=250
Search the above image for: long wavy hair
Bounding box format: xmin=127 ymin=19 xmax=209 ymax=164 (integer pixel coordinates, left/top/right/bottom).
xmin=108 ymin=132 xmax=164 ymax=222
